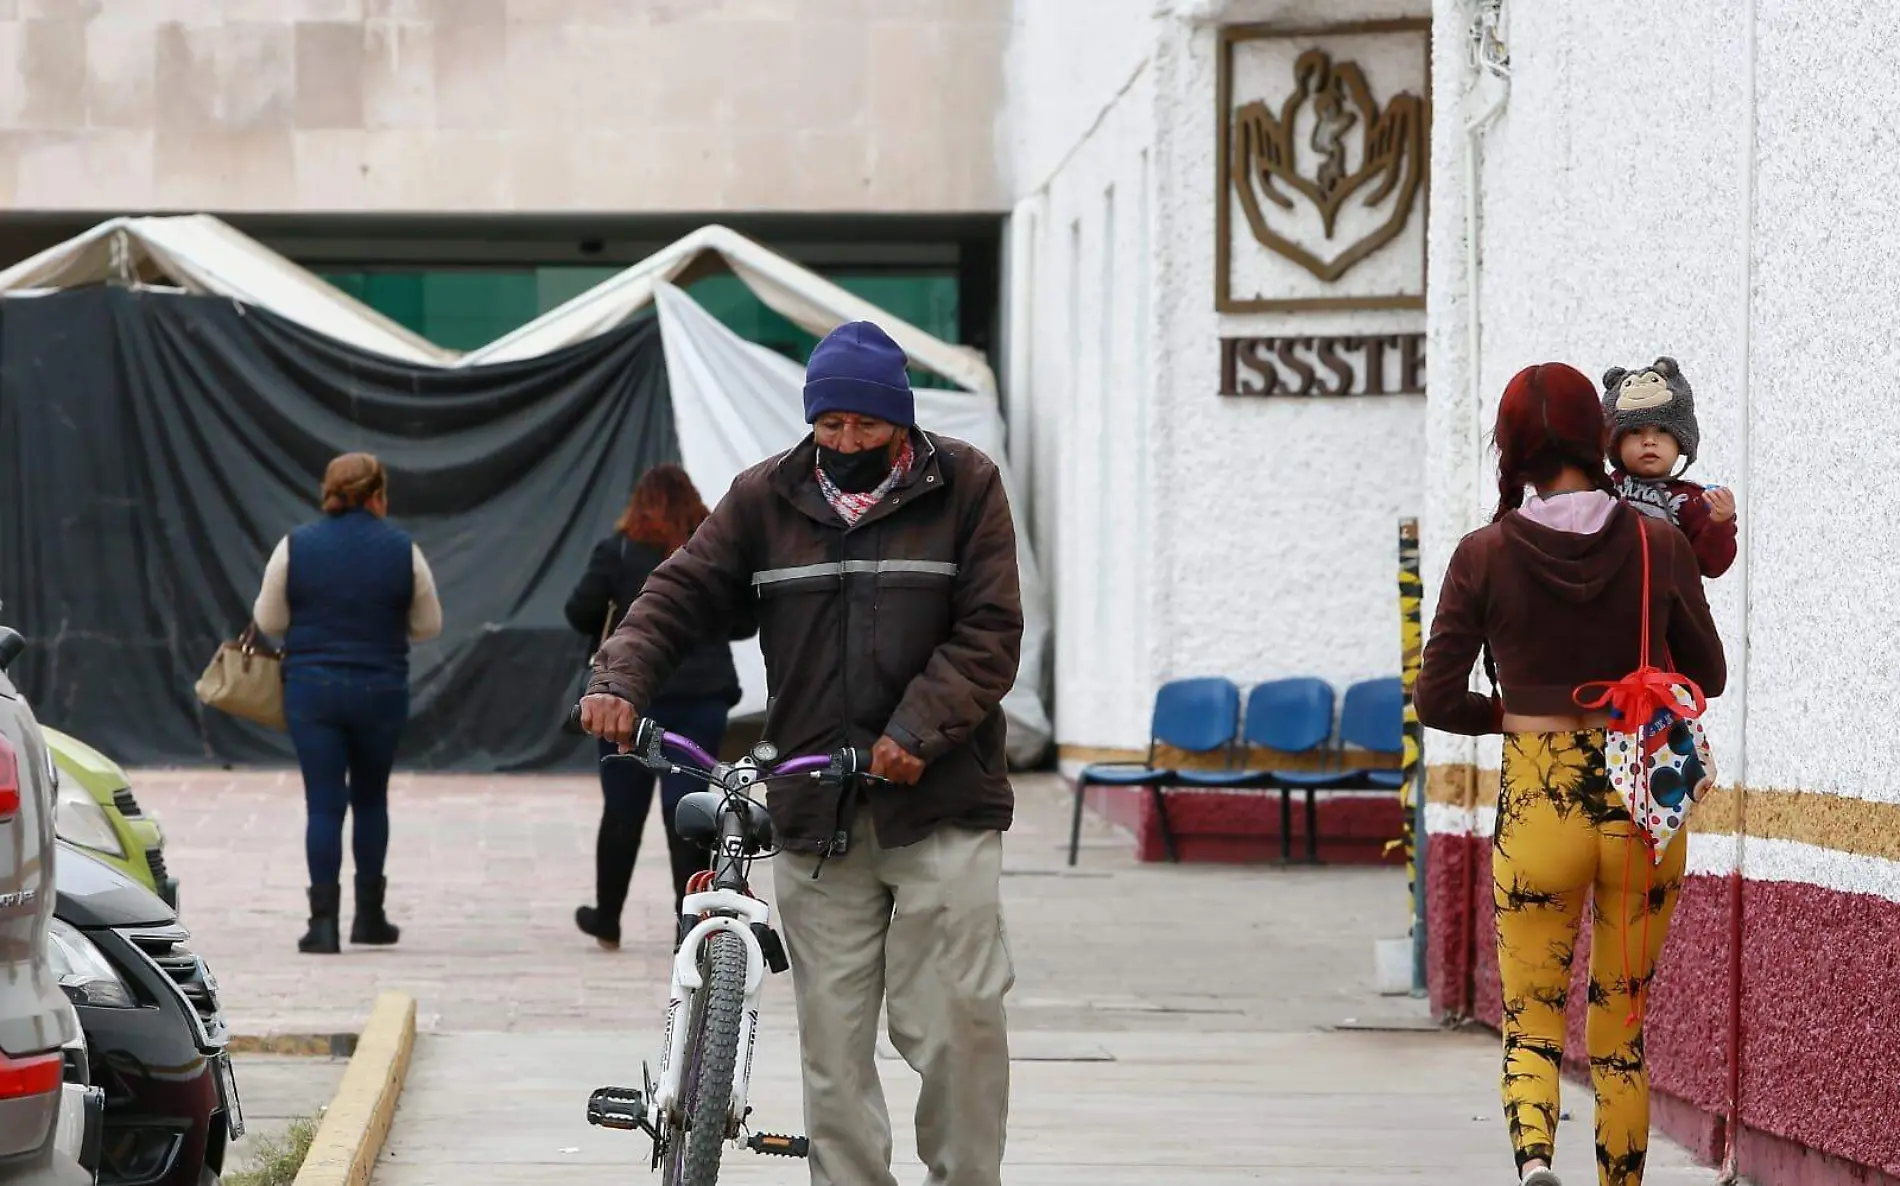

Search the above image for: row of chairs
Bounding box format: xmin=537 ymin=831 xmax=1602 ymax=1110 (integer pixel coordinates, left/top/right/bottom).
xmin=1066 ymin=676 xmax=1408 ymax=866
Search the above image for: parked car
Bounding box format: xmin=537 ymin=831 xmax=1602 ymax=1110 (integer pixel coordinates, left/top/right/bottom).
xmin=0 ymin=623 xmax=91 ymax=1183
xmin=51 ymin=844 xmax=241 ymax=1186
xmin=42 ymin=729 xmax=175 ymax=910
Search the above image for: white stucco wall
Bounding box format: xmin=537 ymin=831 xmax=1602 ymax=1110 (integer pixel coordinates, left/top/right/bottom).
xmin=1424 ymin=0 xmax=1900 ymax=878
xmin=1743 ymin=5 xmax=1900 ymax=802
xmin=1149 ymin=0 xmax=1431 ymax=728
xmin=1002 ymin=0 xmax=1155 ymax=197
xmin=1425 ymin=0 xmax=1751 ymax=775
xmin=1009 ymin=0 xmax=1437 ymax=758
xmin=1003 ymin=0 xmax=1159 ymax=752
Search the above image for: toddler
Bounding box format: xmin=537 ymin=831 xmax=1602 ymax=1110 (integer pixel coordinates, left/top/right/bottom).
xmin=1601 ymin=356 xmax=1737 ymax=578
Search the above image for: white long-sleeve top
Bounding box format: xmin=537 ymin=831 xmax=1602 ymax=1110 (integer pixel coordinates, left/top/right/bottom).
xmin=252 ymin=536 xmax=444 ymax=642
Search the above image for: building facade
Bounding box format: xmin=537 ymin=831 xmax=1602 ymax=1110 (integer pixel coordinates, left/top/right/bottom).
xmin=0 ymin=1 xmax=1010 ymax=215
xmin=1006 ymin=0 xmax=1431 ymax=791
xmin=1015 ymin=0 xmax=1900 ymax=1180
xmin=1424 ymin=2 xmax=1900 ymax=1182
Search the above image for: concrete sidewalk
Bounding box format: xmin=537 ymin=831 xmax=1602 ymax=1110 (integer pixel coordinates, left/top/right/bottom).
xmin=378 ymin=1028 xmax=1716 ymax=1185
xmin=132 ymin=768 xmax=1722 ymax=1183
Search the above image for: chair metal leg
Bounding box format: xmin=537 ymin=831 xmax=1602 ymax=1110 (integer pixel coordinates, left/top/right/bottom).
xmin=1304 ymin=788 xmax=1320 ymax=864
xmin=1067 ymin=776 xmax=1089 ymax=867
xmin=1278 ymin=790 xmax=1294 ymax=865
xmin=1151 ymin=784 xmax=1180 ymax=862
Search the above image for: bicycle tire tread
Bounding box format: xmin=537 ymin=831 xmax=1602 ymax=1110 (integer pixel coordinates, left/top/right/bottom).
xmin=682 ymin=930 xmax=748 ymax=1185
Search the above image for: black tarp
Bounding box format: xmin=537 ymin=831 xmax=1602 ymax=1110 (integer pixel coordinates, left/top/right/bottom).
xmin=0 ymin=287 xmax=676 ymax=771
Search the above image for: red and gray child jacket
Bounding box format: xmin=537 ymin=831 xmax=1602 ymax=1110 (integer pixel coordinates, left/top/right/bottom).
xmin=1612 ymin=471 xmax=1736 ymax=579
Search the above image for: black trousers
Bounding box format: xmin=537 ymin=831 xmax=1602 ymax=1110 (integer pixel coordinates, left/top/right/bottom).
xmin=593 ymin=696 xmax=731 ymax=926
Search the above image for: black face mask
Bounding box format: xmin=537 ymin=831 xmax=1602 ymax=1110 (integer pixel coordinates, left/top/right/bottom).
xmin=817 ymin=444 xmax=895 ymax=494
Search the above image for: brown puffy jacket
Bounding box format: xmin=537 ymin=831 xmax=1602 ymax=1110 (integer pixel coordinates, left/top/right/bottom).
xmin=587 ymin=431 xmax=1022 ymax=853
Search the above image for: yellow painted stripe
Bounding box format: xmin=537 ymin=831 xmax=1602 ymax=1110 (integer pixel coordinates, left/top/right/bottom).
xmin=1424 ymin=762 xmax=1900 ymax=864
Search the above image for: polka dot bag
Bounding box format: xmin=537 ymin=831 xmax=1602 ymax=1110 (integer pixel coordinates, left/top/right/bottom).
xmin=1573 ymin=516 xmax=1718 ymax=864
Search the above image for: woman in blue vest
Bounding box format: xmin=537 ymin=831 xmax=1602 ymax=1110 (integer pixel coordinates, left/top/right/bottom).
xmin=254 ymin=453 xmax=443 ymax=954
xmin=564 ymin=464 xmax=747 ymax=949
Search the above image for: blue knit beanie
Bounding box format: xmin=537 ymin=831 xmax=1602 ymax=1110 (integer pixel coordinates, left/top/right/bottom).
xmin=802 ymin=321 xmax=915 ymax=427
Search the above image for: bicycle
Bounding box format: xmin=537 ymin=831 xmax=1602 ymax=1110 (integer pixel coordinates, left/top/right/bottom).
xmin=576 ymin=712 xmax=883 ymax=1185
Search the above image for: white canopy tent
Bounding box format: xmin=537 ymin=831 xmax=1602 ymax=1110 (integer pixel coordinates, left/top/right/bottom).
xmin=0 ymin=215 xmax=1051 ymax=763
xmin=0 ymin=214 xmax=459 ymax=366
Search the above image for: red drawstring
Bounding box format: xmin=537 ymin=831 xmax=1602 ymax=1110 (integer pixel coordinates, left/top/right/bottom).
xmin=1573 ymin=517 xmax=1710 ymax=734
xmin=1575 ymin=667 xmax=1708 ymax=730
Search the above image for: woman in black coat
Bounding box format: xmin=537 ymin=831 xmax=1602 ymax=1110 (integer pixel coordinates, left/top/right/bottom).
xmin=565 ymin=464 xmax=749 ymax=949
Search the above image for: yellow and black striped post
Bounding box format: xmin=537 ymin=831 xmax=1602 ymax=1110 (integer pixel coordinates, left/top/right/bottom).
xmin=1397 ymin=518 xmax=1427 ymax=996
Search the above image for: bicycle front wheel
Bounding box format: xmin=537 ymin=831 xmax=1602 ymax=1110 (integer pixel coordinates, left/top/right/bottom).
xmin=664 ymin=929 xmax=748 ymax=1186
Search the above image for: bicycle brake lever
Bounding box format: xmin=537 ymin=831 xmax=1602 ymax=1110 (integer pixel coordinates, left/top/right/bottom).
xmin=599 ymin=732 xmax=673 ymax=774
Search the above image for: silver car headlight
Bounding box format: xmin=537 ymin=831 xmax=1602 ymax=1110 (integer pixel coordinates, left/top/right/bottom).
xmin=54 ymin=774 xmax=125 ymax=858
xmin=46 ymin=919 xmax=137 ymax=1009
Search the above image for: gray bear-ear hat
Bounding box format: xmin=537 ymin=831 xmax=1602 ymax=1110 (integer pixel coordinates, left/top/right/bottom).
xmin=1601 ymin=356 xmax=1699 ymax=469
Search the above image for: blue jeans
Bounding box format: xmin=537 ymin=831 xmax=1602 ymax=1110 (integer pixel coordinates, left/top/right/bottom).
xmin=595 ymin=696 xmax=731 ymax=924
xmin=286 ymin=673 xmax=409 ymax=887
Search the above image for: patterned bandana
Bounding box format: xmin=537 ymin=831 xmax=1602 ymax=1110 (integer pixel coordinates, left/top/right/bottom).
xmin=816 ymin=435 xmax=914 ymax=527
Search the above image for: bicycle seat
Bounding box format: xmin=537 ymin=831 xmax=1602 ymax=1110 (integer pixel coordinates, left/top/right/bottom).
xmin=675 ymin=790 xmax=776 ymax=854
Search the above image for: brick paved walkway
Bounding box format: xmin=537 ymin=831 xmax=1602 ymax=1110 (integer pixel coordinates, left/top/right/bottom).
xmin=132 ymin=768 xmax=1419 ymax=1037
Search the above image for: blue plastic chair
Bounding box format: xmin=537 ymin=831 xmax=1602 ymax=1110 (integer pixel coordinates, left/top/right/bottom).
xmin=1174 ymin=678 xmax=1338 ymax=862
xmin=1271 ymin=676 xmax=1407 ymax=862
xmin=1067 ymin=677 xmax=1241 ymax=865
xmin=1337 ymin=677 xmax=1407 ymax=789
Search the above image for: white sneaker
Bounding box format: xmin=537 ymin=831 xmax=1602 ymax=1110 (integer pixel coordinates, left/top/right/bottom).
xmin=1521 ymin=1169 xmax=1563 ymax=1186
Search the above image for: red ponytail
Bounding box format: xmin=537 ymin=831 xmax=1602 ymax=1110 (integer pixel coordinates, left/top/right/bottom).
xmin=1491 ymin=363 xmax=1615 ymax=522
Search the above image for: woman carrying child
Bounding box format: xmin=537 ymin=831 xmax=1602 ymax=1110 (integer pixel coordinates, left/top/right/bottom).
xmin=1417 ymin=362 xmax=1727 ymax=1186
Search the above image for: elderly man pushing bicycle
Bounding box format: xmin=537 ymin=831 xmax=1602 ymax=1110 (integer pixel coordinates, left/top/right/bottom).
xmin=579 ymin=319 xmax=1022 ymax=1186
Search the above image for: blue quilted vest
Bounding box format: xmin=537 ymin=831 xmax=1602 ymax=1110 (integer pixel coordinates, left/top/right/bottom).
xmin=284 ymin=510 xmax=415 ymax=682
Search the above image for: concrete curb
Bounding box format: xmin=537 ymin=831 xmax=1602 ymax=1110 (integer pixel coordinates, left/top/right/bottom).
xmin=290 ymin=992 xmax=416 ymax=1186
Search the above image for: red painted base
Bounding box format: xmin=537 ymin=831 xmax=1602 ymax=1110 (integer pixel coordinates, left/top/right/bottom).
xmin=1426 ymin=832 xmax=1900 ymax=1181
xmin=1077 ymin=781 xmax=1406 ymax=865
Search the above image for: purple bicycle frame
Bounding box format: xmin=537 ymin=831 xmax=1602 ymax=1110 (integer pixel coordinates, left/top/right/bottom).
xmin=656 ymin=730 xmax=833 ymax=778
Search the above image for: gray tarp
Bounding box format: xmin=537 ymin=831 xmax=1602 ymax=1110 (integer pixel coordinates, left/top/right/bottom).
xmin=0 ymin=215 xmax=1054 ymax=767
xmin=0 ymin=287 xmax=673 ymax=770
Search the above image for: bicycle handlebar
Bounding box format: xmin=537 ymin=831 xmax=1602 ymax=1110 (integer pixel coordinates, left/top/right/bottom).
xmin=566 ymin=703 xmax=876 ymax=782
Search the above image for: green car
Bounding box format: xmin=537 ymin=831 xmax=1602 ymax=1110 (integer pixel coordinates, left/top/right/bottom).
xmin=41 ymin=726 xmax=178 ymax=909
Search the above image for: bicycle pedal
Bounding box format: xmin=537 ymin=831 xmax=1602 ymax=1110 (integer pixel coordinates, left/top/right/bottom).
xmin=586 ymin=1086 xmax=647 ymax=1131
xmin=745 ymin=1132 xmax=809 ymax=1158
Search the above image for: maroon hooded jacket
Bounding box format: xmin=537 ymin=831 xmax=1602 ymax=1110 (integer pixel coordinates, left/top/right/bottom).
xmin=1417 ymin=501 xmax=1726 ymax=736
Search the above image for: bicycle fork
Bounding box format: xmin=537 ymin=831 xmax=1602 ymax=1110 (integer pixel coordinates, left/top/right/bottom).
xmin=586 ymin=894 xmax=808 ymax=1161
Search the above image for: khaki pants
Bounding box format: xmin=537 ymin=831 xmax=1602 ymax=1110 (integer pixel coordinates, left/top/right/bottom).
xmin=774 ymin=817 xmax=1013 ymax=1186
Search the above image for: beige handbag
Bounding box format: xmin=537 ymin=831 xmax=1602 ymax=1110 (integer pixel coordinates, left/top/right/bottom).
xmin=195 ymin=623 xmax=286 ymax=731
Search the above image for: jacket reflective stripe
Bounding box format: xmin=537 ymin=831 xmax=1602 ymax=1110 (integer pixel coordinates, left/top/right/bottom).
xmin=751 ymin=560 xmax=960 ymax=588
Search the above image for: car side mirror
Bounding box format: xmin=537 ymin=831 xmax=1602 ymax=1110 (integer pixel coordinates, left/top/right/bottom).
xmin=0 ymin=627 xmax=22 ymax=673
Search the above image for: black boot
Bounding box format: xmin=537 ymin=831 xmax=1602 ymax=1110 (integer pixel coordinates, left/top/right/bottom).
xmin=298 ymin=885 xmax=341 ymax=954
xmin=578 ymin=813 xmax=637 ymax=950
xmin=350 ymin=874 xmax=400 ymax=946
xmin=575 ymin=905 xmax=621 ymax=950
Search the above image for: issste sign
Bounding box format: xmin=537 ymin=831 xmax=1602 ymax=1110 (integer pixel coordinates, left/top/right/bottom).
xmin=1219 ymin=333 xmax=1425 ymax=398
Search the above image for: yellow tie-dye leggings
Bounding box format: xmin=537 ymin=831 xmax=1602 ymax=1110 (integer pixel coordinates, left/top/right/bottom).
xmin=1494 ymin=731 xmax=1687 ymax=1186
